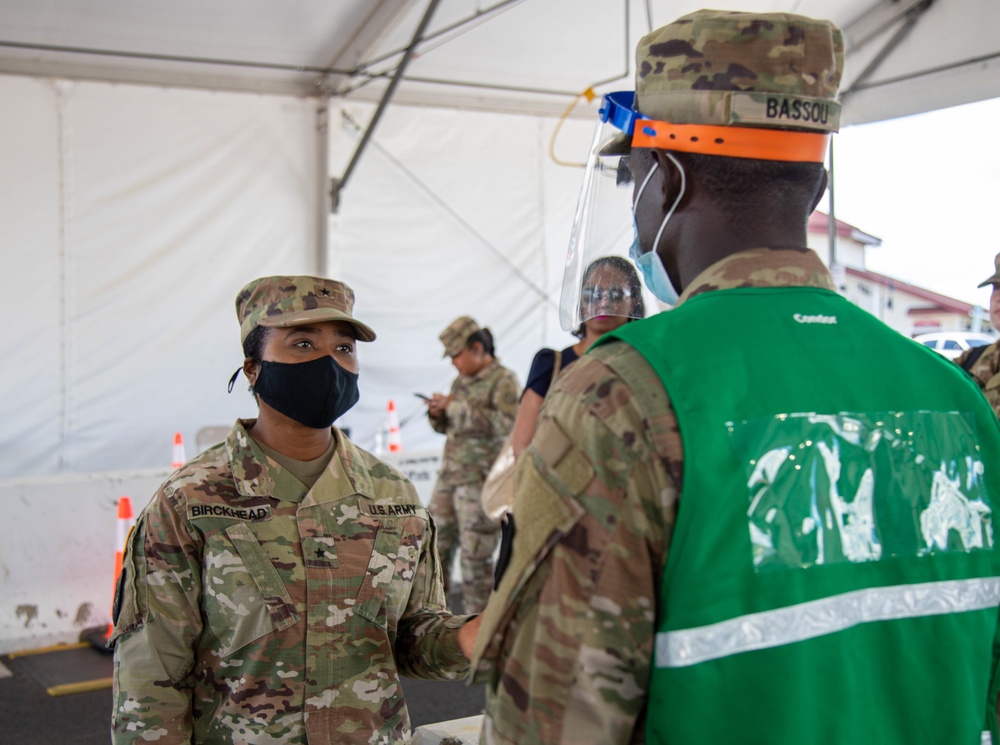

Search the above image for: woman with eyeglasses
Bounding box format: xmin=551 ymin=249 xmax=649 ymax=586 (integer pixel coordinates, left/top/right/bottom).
xmin=510 ymin=256 xmax=646 ymax=457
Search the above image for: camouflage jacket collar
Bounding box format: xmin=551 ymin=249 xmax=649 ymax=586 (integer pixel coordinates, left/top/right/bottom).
xmin=226 ymin=419 xmax=376 ymax=504
xmin=678 ymin=247 xmax=836 ymax=305
xmin=471 ymin=359 xmax=501 ymax=382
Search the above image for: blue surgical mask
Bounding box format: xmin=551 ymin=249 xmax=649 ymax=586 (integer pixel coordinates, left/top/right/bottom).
xmin=629 ymin=155 xmax=685 ymax=306
xmin=630 ymin=232 xmax=678 ymax=307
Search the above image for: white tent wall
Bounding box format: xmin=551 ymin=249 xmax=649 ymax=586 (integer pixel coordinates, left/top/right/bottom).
xmin=330 ymin=100 xmax=634 ymax=453
xmin=1 ymin=76 xmax=63 ymax=477
xmin=0 ymin=77 xmax=623 ymax=652
xmin=0 ymin=75 xmax=615 ymax=479
xmin=0 ymin=74 xmax=321 ymax=479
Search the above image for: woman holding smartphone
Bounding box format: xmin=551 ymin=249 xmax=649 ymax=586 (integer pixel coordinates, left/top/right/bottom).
xmin=423 ymin=315 xmax=519 ymax=613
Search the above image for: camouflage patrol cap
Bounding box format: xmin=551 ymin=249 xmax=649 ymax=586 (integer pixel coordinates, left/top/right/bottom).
xmin=236 ymin=275 xmax=376 ymax=344
xmin=978 ymin=253 xmax=1000 ymax=288
xmin=603 ymin=9 xmax=844 ymax=154
xmin=439 ymin=316 xmax=480 ymax=358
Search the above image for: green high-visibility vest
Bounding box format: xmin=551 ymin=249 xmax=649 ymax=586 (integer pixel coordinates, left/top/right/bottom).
xmin=605 ymin=285 xmax=1000 ymax=744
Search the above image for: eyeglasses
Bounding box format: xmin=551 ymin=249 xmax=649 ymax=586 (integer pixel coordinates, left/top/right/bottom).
xmin=581 ymin=286 xmax=633 ymax=303
xmin=596 ymin=157 xmax=634 ymax=187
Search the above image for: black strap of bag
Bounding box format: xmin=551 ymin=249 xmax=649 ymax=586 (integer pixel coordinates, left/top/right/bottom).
xmin=549 ymin=348 xmax=563 ymax=393
xmin=493 ymin=347 xmax=566 ymax=589
xmin=961 ymin=344 xmax=988 ymax=373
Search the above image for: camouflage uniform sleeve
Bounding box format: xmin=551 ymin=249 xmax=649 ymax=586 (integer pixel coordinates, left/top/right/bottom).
xmin=954 ymin=346 xmax=974 ymax=371
xmin=488 ymin=368 xmax=520 ymax=438
xmin=956 ymin=340 xmax=1000 ymax=419
xmin=428 ymin=378 xmax=460 ymax=434
xmin=111 ymin=485 xmax=203 ymax=744
xmin=429 ymin=409 xmax=449 ymax=434
xmin=394 ymin=511 xmax=474 ymax=679
xmin=474 ymin=343 xmax=681 ymax=745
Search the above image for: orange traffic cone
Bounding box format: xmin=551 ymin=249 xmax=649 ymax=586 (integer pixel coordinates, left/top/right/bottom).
xmin=386 ymin=400 xmax=402 ymax=452
xmin=171 ymin=432 xmax=186 ymax=469
xmin=106 ymin=496 xmax=135 ymax=641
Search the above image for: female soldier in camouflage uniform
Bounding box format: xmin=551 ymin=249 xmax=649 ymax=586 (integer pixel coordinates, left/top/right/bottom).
xmin=425 ymin=316 xmax=520 ymax=613
xmin=111 ymin=276 xmax=479 ymax=745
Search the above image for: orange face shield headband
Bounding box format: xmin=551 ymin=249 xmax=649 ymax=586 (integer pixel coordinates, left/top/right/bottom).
xmin=631 ymin=120 xmax=829 ymax=163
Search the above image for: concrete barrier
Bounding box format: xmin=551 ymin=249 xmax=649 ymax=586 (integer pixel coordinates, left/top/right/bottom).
xmin=0 ymin=468 xmax=170 ymax=654
xmin=378 ymin=448 xmax=442 ymax=507
xmin=0 ymin=448 xmax=444 ymax=655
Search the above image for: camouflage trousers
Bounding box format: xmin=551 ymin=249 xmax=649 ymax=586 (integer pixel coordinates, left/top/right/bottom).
xmin=429 ymin=478 xmax=500 ymax=613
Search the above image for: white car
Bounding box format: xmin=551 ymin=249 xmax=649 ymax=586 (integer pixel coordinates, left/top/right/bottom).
xmin=912 ymin=331 xmax=995 ymax=361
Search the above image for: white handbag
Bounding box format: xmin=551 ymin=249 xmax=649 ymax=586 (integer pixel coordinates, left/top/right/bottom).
xmin=481 ymin=436 xmax=515 ymax=523
xmin=480 ymin=348 xmax=564 ymax=523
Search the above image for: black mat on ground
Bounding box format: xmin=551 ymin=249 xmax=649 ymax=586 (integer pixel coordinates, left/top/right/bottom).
xmin=0 ymin=653 xmax=112 ymax=745
xmin=405 ymin=676 xmax=486 ymax=729
xmin=8 ymin=644 xmax=113 ymax=692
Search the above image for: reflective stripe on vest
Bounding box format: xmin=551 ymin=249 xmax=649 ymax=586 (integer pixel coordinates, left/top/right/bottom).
xmin=657 ymin=576 xmax=1000 ymax=668
xmin=605 ymin=285 xmax=1000 ymax=744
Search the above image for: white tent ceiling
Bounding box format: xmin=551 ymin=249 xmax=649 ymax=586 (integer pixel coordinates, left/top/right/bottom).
xmin=2 ymin=0 xmax=999 ymax=126
xmin=6 ymin=0 xmax=1000 ymax=661
xmin=2 ymin=0 xmax=1000 ymax=479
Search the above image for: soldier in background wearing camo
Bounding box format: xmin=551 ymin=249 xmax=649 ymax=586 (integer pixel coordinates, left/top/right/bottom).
xmin=424 ymin=316 xmax=519 ymax=613
xmin=956 ymin=252 xmax=1000 ymax=417
xmin=111 ymin=275 xmax=480 ymax=745
xmin=470 ymin=10 xmax=1000 ymax=745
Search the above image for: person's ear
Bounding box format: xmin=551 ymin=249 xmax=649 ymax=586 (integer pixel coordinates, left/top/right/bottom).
xmin=810 ymin=169 xmax=829 ymax=213
xmin=243 ymin=357 xmax=259 ymax=389
xmin=652 ymin=150 xmax=690 ymax=212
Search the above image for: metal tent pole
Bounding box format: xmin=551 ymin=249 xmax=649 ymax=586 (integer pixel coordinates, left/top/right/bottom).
xmin=329 ymin=0 xmax=444 ymax=212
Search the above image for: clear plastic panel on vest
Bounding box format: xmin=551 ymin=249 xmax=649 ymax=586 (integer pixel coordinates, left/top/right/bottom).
xmin=726 ymin=411 xmax=994 ymax=571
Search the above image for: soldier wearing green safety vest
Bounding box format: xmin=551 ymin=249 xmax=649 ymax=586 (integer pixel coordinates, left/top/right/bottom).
xmin=471 ymin=9 xmax=1000 ymax=745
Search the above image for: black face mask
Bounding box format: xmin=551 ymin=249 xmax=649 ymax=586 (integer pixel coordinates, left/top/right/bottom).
xmin=252 ymin=356 xmax=359 ymax=430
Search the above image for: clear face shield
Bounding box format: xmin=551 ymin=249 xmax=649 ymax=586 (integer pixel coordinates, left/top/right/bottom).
xmin=559 ymin=92 xmax=647 ymax=332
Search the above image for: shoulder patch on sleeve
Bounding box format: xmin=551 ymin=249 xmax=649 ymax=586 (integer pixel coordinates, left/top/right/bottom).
xmin=530 ymin=417 xmax=595 ymax=500
xmin=109 ymin=516 xmax=149 ymax=642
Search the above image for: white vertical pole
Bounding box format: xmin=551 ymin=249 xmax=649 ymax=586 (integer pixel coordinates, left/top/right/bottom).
xmin=316 ymin=99 xmax=331 ymax=276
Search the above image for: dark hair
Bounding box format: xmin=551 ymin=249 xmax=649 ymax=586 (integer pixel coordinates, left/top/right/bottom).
xmin=631 ymin=147 xmax=824 ymax=215
xmin=238 ymin=325 xmax=272 ymax=398
xmin=678 ymin=151 xmax=826 ymax=234
xmin=466 ymin=328 xmax=495 ymax=356
xmin=573 ymin=256 xmax=646 ymax=338
xmin=243 ymin=325 xmax=271 ymax=365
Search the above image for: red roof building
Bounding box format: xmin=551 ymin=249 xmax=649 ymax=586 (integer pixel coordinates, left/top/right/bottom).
xmin=806 ymin=211 xmax=988 ymax=335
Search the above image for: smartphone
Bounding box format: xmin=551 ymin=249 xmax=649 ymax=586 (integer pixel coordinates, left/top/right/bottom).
xmin=414 ymin=393 xmax=431 ymax=401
